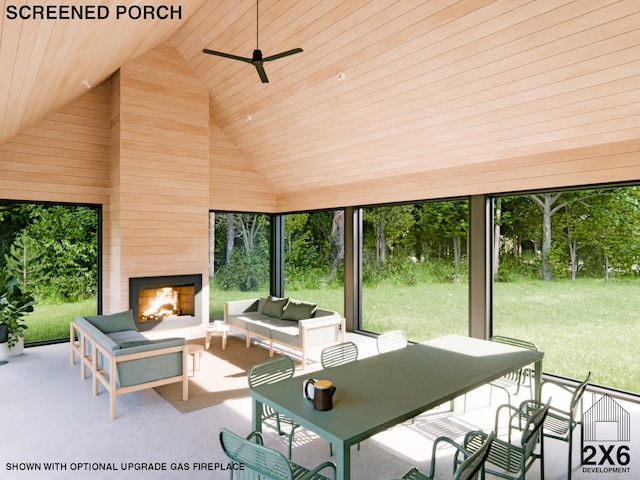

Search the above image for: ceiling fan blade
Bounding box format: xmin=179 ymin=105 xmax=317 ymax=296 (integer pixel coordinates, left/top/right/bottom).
xmin=202 ymin=49 xmax=252 ymax=63
xmin=262 ymin=48 xmax=303 ymax=62
xmin=253 ymin=62 xmax=269 ymax=83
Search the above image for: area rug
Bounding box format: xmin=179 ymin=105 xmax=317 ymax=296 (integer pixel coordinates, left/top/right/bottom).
xmin=154 ymin=336 xmax=281 ymax=414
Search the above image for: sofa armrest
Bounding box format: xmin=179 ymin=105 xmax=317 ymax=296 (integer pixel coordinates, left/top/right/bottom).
xmin=299 ymin=315 xmax=345 ymax=349
xmin=224 ymin=298 xmax=260 ymax=318
xmin=298 ymin=315 xmax=344 ymax=331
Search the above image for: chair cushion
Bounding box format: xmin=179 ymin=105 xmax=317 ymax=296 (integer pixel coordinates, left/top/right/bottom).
xmin=261 ymin=296 xmax=289 ymax=318
xmin=282 ymin=299 xmax=317 ymax=321
xmin=85 ymin=310 xmax=138 ymax=334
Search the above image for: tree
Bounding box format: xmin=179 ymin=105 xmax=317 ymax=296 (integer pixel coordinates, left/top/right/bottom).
xmin=4 ymin=233 xmax=49 ymax=289
xmin=526 ymin=192 xmax=603 ymax=281
xmin=363 ymin=205 xmax=414 ymax=265
xmin=212 ymin=213 xmax=270 ymax=291
xmin=19 ymin=204 xmax=98 ymax=300
xmin=209 ymin=212 xmax=216 ymax=276
xmin=412 ymin=201 xmax=468 ymax=269
xmin=526 ymin=193 xmax=566 ymax=281
xmin=238 ymin=214 xmax=265 ymax=252
xmin=329 ymin=210 xmax=344 ymax=271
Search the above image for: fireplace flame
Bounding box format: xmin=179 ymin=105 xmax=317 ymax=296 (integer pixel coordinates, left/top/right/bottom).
xmin=142 ymin=287 xmax=180 ymax=321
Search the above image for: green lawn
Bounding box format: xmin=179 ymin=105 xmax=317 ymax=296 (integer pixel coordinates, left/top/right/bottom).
xmin=22 ymin=279 xmax=639 ymax=393
xmin=23 ymin=298 xmax=96 ymax=343
xmin=493 ymin=279 xmax=640 ymax=394
xmin=209 ymin=279 xmax=640 ymax=393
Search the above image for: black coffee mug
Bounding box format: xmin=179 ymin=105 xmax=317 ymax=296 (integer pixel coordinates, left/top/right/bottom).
xmin=304 ymin=379 xmax=336 ymax=411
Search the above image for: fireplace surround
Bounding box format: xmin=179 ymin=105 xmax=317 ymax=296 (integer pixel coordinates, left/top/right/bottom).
xmin=129 ymin=274 xmax=203 ymax=331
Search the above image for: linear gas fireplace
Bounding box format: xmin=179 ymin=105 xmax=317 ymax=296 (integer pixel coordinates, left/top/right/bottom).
xmin=129 ymin=274 xmax=203 ymax=331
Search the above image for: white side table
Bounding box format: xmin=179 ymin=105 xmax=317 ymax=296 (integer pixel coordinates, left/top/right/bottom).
xmin=205 ymin=322 xmax=229 ymax=350
xmin=187 ymin=343 xmax=204 ymax=376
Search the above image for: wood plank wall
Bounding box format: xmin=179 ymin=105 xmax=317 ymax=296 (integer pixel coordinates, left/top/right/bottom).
xmin=0 ymin=83 xmax=111 ymax=204
xmin=105 ymin=44 xmax=210 ymax=315
xmin=1 ymin=40 xmax=640 ymax=313
xmin=209 ymin=120 xmax=276 ymax=212
xmin=276 ymin=139 xmax=640 ymax=211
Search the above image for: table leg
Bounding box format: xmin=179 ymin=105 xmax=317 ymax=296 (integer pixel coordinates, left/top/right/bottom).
xmin=534 ymin=358 xmax=543 ymax=401
xmin=336 ymin=441 xmax=350 ymax=480
xmin=252 ymin=398 xmax=263 ymax=433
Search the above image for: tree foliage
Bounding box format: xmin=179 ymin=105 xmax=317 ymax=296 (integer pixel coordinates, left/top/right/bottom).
xmin=212 ymin=213 xmax=270 ymax=291
xmin=212 ymin=187 xmax=640 ymax=290
xmin=0 ymin=203 xmax=98 ymax=301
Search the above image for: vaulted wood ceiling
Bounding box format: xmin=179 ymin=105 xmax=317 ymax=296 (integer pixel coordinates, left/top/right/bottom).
xmin=2 ymin=0 xmax=640 ymax=196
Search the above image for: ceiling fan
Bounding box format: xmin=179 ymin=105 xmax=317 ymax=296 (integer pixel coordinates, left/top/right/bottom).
xmin=202 ymin=0 xmax=303 ymax=83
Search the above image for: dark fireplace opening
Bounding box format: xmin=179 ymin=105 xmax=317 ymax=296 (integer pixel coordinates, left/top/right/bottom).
xmin=129 ymin=274 xmax=202 ymax=331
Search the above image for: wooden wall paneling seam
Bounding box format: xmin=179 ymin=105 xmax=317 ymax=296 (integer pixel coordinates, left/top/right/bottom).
xmin=242 ymin=43 xmax=640 ymax=168
xmin=268 ymin=127 xmax=639 ymax=192
xmin=238 ymin=19 xmax=640 ymax=160
xmin=120 ymin=75 xmax=207 ymax=105
xmin=0 ymin=15 xmax=20 ymax=136
xmin=197 ymin=0 xmax=344 ymax=110
xmin=207 ymin=0 xmax=485 ymax=120
xmin=31 ymin=19 xmax=83 ymax=122
xmin=2 ymin=15 xmax=40 ymax=140
xmin=211 ymin=2 xmax=456 ymax=125
xmin=119 ymin=140 xmax=209 ymax=162
xmin=274 ymin=142 xmax=640 ymax=210
xmin=119 ymin=91 xmax=207 ymax=119
xmin=122 ymin=62 xmax=207 ymax=93
xmin=214 ymin=0 xmax=563 ymax=134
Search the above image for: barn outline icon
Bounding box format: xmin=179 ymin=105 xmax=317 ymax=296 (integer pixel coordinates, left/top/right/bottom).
xmin=583 ymin=394 xmax=631 ymax=443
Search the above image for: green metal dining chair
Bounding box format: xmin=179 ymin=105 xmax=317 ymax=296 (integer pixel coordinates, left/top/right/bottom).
xmin=516 ymin=372 xmax=591 ymax=480
xmin=320 ymin=341 xmax=360 ymax=455
xmin=321 ymin=341 xmax=358 ymax=369
xmin=488 ymin=336 xmax=539 ymax=405
xmin=394 ymin=431 xmax=495 ymax=480
xmin=219 ymin=428 xmax=336 ymax=480
xmin=377 ymin=330 xmax=408 ymax=354
xmin=247 ymin=355 xmax=301 ymax=460
xmin=460 ymin=399 xmax=551 ymax=480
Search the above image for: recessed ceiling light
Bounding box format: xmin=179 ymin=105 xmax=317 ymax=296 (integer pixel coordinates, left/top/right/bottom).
xmin=337 ymin=72 xmax=347 ymax=81
xmin=246 ymin=114 xmax=253 ymax=122
xmin=82 ymin=79 xmax=91 ymax=89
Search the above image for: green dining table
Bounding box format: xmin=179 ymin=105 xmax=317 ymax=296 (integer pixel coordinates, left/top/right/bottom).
xmin=250 ymin=334 xmax=544 ymax=480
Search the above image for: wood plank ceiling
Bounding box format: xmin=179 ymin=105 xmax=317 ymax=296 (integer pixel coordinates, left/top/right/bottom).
xmin=2 ymin=0 xmax=640 ymax=196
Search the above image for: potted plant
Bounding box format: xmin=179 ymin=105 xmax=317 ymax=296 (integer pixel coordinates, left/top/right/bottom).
xmin=0 ymin=273 xmax=36 ymax=359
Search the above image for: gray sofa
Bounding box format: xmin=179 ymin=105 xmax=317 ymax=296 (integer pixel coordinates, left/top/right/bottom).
xmin=70 ymin=310 xmax=188 ymax=419
xmin=224 ymin=296 xmax=344 ymax=368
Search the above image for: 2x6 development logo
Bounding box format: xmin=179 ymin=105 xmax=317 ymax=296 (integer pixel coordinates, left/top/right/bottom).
xmin=582 ymin=394 xmax=631 ymax=475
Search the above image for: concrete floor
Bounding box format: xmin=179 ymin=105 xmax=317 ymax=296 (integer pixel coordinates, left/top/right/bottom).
xmin=1 ymin=328 xmax=638 ymax=479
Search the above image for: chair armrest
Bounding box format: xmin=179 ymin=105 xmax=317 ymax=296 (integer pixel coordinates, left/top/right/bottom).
xmin=538 ymin=378 xmax=576 ymax=412
xmin=494 ymin=403 xmax=524 ymax=430
xmin=299 ymin=461 xmax=336 ymax=480
xmin=245 ymin=431 xmax=264 ymax=445
xmin=520 ymin=398 xmax=572 ymax=423
xmin=430 ymin=436 xmax=472 ymax=478
xmin=432 ymin=435 xmax=471 ymax=456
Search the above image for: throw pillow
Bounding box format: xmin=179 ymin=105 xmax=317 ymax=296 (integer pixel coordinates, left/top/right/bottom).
xmin=85 ymin=310 xmax=138 ymax=334
xmin=257 ymin=297 xmax=268 ymax=313
xmin=282 ymin=299 xmax=317 ymax=321
xmin=261 ymin=296 xmax=289 ymax=318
